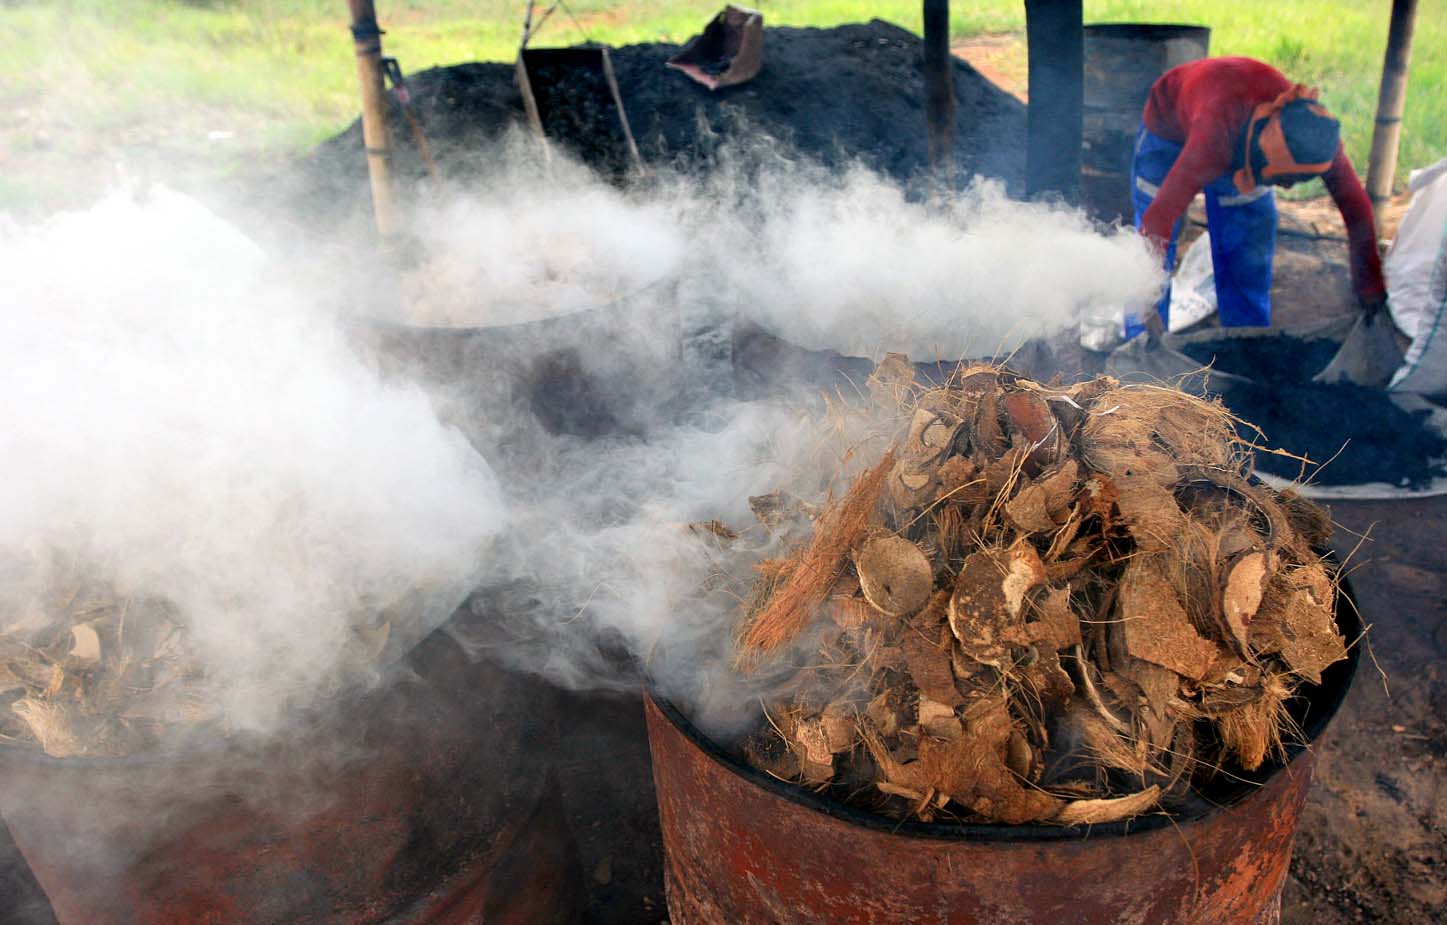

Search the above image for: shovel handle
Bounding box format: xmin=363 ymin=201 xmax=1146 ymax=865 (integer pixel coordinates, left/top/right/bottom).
xmin=1142 ymin=309 xmax=1167 ymax=343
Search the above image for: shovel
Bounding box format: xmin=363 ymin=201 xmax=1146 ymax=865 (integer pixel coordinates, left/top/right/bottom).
xmin=666 ymin=6 xmax=764 ymax=91
xmin=1104 ymin=309 xmax=1253 ymax=396
xmin=1106 ymin=333 xmax=1253 ymax=395
xmin=1313 ymin=307 xmax=1403 ymax=388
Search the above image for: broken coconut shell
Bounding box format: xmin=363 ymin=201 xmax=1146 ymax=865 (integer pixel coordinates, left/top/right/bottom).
xmin=1250 ymin=563 xmax=1344 ymax=684
xmin=1002 ymin=390 xmax=1064 ymax=474
xmin=1117 ymin=556 xmax=1218 ymax=682
xmin=855 ymin=535 xmax=934 ymax=617
xmin=947 ymin=544 xmax=1047 ymax=666
xmin=1222 ymin=551 xmax=1270 ymax=655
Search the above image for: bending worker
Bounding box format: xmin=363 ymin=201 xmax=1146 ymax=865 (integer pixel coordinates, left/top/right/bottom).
xmin=1129 ymin=56 xmax=1386 ymax=338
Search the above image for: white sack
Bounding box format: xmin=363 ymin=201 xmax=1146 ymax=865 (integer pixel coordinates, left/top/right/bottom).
xmin=1387 ymin=158 xmax=1447 ymax=393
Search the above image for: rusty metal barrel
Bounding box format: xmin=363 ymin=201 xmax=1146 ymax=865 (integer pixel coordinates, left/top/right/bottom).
xmin=1081 ymin=23 xmax=1210 ymax=221
xmin=0 ymin=614 xmax=583 ymax=924
xmin=645 ymin=581 xmax=1359 ymax=925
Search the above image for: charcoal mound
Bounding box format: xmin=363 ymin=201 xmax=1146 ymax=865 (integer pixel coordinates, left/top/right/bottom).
xmin=1182 ymin=336 xmax=1447 ymax=488
xmin=299 ymin=19 xmax=1024 ymax=208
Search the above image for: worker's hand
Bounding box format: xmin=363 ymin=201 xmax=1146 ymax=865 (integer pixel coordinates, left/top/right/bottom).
xmin=1358 ymin=293 xmax=1388 ymax=321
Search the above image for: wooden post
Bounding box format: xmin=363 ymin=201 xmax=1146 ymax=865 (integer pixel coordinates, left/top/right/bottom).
xmin=1024 ymin=0 xmax=1083 ymax=203
xmin=347 ymin=0 xmax=397 ymax=237
xmin=923 ymin=0 xmax=954 ymax=173
xmin=1366 ymin=0 xmax=1417 ymax=230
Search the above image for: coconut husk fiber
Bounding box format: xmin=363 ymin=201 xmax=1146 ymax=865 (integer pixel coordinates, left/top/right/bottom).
xmin=723 ymin=356 xmax=1347 ymax=826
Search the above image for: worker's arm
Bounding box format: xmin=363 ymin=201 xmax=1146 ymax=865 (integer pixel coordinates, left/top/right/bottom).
xmin=1139 ymin=131 xmax=1236 ymax=254
xmin=1321 ymin=146 xmax=1388 ymax=309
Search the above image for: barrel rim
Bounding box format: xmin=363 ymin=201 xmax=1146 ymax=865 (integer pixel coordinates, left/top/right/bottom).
xmin=648 ymin=569 xmax=1359 ymax=843
xmin=1083 ymin=22 xmax=1212 ymax=41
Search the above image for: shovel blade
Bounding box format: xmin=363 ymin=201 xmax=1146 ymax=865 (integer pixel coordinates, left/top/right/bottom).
xmin=666 ymin=6 xmax=764 ymax=90
xmin=1313 ymin=313 xmax=1403 ymax=388
xmin=1105 ymin=335 xmax=1250 ymax=395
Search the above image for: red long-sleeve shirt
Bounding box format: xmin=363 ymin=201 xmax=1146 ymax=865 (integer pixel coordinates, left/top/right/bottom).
xmin=1141 ymin=57 xmax=1385 ymax=299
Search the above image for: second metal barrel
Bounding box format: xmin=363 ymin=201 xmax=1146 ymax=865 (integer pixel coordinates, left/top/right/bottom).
xmin=1081 ymin=23 xmax=1211 ymax=221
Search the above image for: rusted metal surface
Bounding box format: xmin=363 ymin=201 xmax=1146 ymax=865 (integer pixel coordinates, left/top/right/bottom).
xmin=646 ymin=584 xmax=1359 ymax=925
xmin=0 ymin=623 xmax=582 ymax=924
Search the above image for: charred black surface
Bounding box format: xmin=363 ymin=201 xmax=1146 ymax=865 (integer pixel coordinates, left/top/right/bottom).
xmin=301 ymin=20 xmax=1025 ymax=208
xmin=1182 ymin=336 xmax=1446 ymax=488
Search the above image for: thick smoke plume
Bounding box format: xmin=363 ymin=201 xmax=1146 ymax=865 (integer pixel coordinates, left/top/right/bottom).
xmin=0 ymin=189 xmax=507 ymax=735
xmin=0 ymin=135 xmax=1165 ymax=740
xmin=358 ymin=139 xmax=1165 ymax=723
xmin=390 ymin=134 xmax=1164 ymax=360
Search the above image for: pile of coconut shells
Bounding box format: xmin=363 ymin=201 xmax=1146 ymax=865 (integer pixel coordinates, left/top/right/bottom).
xmin=730 ymin=356 xmax=1349 ymax=826
xmin=0 ymin=557 xmax=393 ymax=759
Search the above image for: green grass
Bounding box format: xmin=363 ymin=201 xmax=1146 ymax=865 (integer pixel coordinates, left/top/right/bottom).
xmin=0 ymin=1 xmax=1441 ymax=214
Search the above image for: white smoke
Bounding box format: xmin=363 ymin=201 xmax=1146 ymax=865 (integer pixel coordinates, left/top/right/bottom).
xmin=399 ymin=149 xmax=686 ymax=327
xmin=382 ymin=137 xmax=1164 ymax=362
xmin=724 ymin=168 xmax=1163 ymax=359
xmin=318 ymin=139 xmax=1167 ymax=716
xmin=0 ymin=189 xmax=507 ymax=733
xmin=0 ymin=139 xmax=1165 ymax=737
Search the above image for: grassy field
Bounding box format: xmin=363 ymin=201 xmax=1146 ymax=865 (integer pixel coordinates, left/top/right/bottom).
xmin=0 ymin=1 xmax=1442 ymax=214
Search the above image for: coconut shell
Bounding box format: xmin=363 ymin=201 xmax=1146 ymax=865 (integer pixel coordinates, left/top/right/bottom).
xmin=1005 ymin=482 xmax=1057 ymax=534
xmin=1029 ymin=585 xmax=1082 ymax=651
xmin=1003 ymin=390 xmax=1063 ymax=474
xmin=1250 ymin=563 xmax=1344 ymax=683
xmin=902 ymin=622 xmax=963 ymax=707
xmin=1117 ymin=556 xmax=1219 ymax=682
xmin=948 ymin=545 xmax=1046 ymax=665
xmin=1222 ymin=551 xmax=1270 ymax=655
xmin=855 ymin=536 xmax=934 ymax=617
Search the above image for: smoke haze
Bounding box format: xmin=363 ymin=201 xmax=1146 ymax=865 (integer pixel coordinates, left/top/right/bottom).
xmin=0 ymin=189 xmax=507 ymax=734
xmin=0 ymin=135 xmax=1165 ymax=738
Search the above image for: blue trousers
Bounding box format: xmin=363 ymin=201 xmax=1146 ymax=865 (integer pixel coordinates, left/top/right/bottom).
xmin=1128 ymin=128 xmax=1277 ymax=338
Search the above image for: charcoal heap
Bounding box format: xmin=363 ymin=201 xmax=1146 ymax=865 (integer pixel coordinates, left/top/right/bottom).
xmin=731 ymin=357 xmax=1348 ymax=825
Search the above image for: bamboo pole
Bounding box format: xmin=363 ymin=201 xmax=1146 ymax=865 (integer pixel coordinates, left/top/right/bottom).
xmin=1365 ymin=0 xmax=1417 ymax=230
xmin=347 ymin=0 xmax=397 ymax=237
xmin=923 ymin=0 xmax=954 ymax=172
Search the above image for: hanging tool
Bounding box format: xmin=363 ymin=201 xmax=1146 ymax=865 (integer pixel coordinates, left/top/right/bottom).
xmin=381 ymin=57 xmax=442 ymax=185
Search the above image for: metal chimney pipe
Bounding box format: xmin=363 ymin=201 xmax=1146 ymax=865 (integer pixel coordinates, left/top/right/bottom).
xmin=1024 ymin=0 xmax=1083 ymax=203
xmin=923 ymin=1 xmax=955 ymax=173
